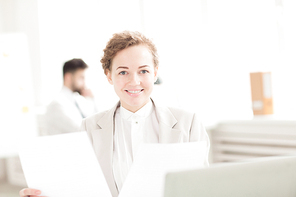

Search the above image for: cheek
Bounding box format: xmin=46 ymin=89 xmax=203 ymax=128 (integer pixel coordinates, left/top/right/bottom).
xmin=143 ymin=75 xmax=155 ymax=86
xmin=113 ymin=78 xmax=125 ymax=91
xmin=75 ymin=78 xmax=84 ymax=86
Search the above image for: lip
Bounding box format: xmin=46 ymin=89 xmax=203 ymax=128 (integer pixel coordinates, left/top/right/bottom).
xmin=125 ymin=89 xmax=144 ymax=97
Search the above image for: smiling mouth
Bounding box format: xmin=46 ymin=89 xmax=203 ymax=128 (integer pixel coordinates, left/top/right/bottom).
xmin=125 ymin=89 xmax=144 ymax=94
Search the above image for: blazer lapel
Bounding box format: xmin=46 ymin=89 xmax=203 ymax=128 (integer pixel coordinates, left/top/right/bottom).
xmin=93 ymin=102 xmax=120 ymax=196
xmin=153 ymin=100 xmax=182 ymax=143
xmin=90 ymin=99 xmax=182 ymax=196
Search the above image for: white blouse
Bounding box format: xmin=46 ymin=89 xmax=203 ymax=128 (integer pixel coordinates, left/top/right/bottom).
xmin=112 ymin=100 xmax=159 ymax=191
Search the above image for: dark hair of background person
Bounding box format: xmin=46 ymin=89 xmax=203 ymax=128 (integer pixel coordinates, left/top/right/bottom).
xmin=63 ymin=58 xmax=88 ymax=77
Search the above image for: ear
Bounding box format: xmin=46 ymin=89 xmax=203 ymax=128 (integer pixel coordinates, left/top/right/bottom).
xmin=154 ymin=66 xmax=159 ymax=83
xmin=106 ymin=70 xmax=113 ymax=85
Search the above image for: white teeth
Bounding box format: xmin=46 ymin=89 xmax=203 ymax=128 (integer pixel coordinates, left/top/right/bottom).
xmin=127 ymin=90 xmax=142 ymax=93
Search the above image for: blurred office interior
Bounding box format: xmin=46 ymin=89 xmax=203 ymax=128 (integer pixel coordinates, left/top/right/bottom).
xmin=1 ymin=0 xmax=296 ymax=196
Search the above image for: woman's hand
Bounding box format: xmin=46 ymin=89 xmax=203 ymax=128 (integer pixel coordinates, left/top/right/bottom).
xmin=19 ymin=188 xmax=46 ymax=197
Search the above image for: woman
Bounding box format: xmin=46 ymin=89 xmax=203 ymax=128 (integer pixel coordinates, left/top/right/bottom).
xmin=20 ymin=31 xmax=210 ymax=197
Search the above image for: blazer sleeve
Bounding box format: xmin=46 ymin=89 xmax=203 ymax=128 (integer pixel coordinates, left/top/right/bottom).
xmin=189 ymin=113 xmax=210 ymax=166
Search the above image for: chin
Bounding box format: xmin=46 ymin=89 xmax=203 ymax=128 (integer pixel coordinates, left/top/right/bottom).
xmin=121 ymin=97 xmax=147 ymax=108
xmin=130 ymin=98 xmax=149 ymax=107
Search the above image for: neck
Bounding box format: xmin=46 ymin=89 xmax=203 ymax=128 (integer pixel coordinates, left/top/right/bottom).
xmin=63 ymin=83 xmax=73 ymax=92
xmin=121 ymin=99 xmax=150 ymax=113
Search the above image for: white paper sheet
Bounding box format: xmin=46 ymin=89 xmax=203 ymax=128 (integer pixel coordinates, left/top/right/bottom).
xmin=118 ymin=142 xmax=208 ymax=197
xmin=18 ymin=132 xmax=112 ymax=197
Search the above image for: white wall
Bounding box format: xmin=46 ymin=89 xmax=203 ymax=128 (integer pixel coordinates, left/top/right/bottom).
xmin=1 ymin=0 xmax=296 ymax=126
xmin=37 ymin=0 xmax=144 ymax=111
xmin=144 ymin=0 xmax=296 ymax=125
xmin=0 ymin=0 xmax=42 ymax=106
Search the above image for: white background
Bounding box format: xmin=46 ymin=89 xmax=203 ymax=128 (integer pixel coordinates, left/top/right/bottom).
xmin=1 ymin=0 xmax=296 ymax=127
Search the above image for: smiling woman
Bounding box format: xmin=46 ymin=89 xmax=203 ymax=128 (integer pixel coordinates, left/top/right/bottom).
xmin=101 ymin=31 xmax=159 ymax=113
xmin=19 ymin=31 xmax=210 ymax=197
xmin=107 ymin=45 xmax=158 ymax=112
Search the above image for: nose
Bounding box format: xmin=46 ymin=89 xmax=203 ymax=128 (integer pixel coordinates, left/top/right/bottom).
xmin=129 ymin=73 xmax=140 ymax=86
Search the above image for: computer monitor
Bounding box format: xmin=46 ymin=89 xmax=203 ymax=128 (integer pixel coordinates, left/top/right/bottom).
xmin=164 ymin=155 xmax=296 ymax=197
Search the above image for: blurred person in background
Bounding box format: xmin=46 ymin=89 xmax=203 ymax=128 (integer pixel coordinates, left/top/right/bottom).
xmin=43 ymin=58 xmax=97 ymax=135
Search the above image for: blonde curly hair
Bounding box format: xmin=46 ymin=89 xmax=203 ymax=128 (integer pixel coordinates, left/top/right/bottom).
xmin=101 ymin=31 xmax=159 ymax=75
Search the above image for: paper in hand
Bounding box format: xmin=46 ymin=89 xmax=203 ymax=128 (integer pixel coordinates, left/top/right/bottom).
xmin=118 ymin=141 xmax=208 ymax=197
xmin=18 ymin=132 xmax=112 ymax=197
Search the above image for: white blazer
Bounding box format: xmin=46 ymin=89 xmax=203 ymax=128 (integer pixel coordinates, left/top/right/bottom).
xmin=80 ymin=99 xmax=210 ymax=197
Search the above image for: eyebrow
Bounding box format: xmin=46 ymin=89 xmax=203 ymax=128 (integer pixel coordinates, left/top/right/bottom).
xmin=116 ymin=65 xmax=150 ymax=70
xmin=116 ymin=66 xmax=129 ymax=70
xmin=139 ymin=65 xmax=150 ymax=69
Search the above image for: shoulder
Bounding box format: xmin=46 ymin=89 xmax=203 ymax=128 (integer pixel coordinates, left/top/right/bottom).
xmin=163 ymin=105 xmax=197 ymax=125
xmin=155 ymin=103 xmax=204 ymax=131
xmin=46 ymin=98 xmax=63 ymax=115
xmin=47 ymin=91 xmax=68 ymax=108
xmin=153 ymin=98 xmax=198 ymax=126
xmin=168 ymin=107 xmax=198 ymax=128
xmin=167 ymin=106 xmax=195 ymax=119
xmin=165 ymin=106 xmax=208 ymax=144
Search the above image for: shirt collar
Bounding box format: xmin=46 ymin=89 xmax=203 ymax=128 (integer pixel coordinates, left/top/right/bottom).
xmin=120 ymin=100 xmax=154 ymax=121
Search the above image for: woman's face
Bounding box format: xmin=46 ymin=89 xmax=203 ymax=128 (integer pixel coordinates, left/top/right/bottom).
xmin=107 ymin=45 xmax=158 ymax=112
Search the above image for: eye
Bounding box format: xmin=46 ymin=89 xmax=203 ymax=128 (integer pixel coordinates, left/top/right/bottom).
xmin=140 ymin=70 xmax=149 ymax=74
xmin=119 ymin=71 xmax=127 ymax=75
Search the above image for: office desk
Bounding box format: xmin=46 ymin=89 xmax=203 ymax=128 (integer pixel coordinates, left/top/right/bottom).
xmin=0 ymin=139 xmax=32 ymax=187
